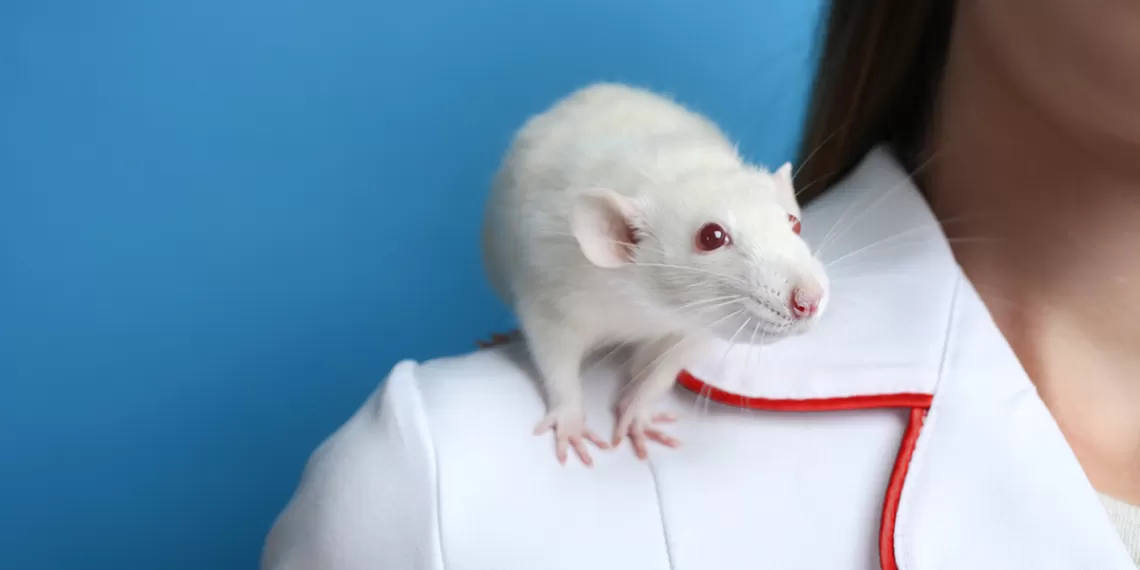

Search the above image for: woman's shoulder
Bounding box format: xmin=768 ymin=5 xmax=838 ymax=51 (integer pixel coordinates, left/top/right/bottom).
xmin=259 ymin=345 xmax=536 ymax=570
xmin=258 ymin=338 xmax=917 ymax=570
xmin=259 ymin=345 xmax=682 ymax=570
xmin=259 ymin=357 xmax=446 ymax=570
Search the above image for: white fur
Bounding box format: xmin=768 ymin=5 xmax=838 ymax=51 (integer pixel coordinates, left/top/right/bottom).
xmin=481 ymin=83 xmax=829 ymax=462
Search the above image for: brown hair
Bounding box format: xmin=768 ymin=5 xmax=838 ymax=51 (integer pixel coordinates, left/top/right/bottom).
xmin=795 ymin=0 xmax=957 ymax=202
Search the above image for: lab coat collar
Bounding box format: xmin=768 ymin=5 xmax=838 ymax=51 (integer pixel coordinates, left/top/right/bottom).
xmin=685 ymin=146 xmax=955 ymax=401
xmin=681 ymin=146 xmax=1135 ymax=569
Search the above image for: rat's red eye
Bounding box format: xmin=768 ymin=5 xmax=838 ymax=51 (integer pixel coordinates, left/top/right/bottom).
xmin=696 ymin=222 xmax=731 ymax=251
xmin=788 ymin=214 xmax=802 ymax=235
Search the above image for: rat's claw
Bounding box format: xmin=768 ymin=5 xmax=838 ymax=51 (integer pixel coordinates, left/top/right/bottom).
xmin=613 ymin=404 xmax=682 ymax=459
xmin=625 ymin=423 xmax=682 ymax=460
xmin=559 ymin=430 xmax=608 ymax=467
xmin=582 ymin=429 xmax=609 ymax=448
xmin=629 ymin=429 xmax=648 ymax=460
xmin=556 ymin=435 xmax=571 ymax=465
xmin=534 ymin=409 xmax=609 ymax=467
xmin=568 ymin=435 xmax=592 ymax=466
xmin=644 ymin=427 xmax=681 ymax=448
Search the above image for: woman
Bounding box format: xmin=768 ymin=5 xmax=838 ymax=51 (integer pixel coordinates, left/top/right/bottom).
xmin=261 ymin=0 xmax=1140 ymax=567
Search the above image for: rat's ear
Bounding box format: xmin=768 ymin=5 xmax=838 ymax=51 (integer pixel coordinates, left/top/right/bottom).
xmin=570 ymin=188 xmax=640 ymax=268
xmin=772 ymin=162 xmax=802 ymax=216
xmin=774 ymin=162 xmax=793 ymax=186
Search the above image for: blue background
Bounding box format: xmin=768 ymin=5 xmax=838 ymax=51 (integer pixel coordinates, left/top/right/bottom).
xmin=0 ymin=1 xmax=825 ymax=568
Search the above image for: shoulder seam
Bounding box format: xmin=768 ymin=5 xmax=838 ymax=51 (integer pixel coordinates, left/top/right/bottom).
xmin=392 ymin=360 xmax=448 ymax=570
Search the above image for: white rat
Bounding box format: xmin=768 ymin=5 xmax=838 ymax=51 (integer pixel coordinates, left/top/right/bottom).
xmin=481 ymin=83 xmax=829 ymax=465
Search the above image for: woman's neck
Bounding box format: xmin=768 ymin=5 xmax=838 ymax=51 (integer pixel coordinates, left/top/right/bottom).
xmin=926 ymin=0 xmax=1140 ymax=503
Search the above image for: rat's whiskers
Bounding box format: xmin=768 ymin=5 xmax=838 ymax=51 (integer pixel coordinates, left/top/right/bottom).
xmin=632 ymin=261 xmax=752 ymax=289
xmin=820 ymin=219 xmax=997 ymax=270
xmin=693 ymin=314 xmax=751 ymax=417
xmin=813 ymin=147 xmax=947 ymax=258
xmin=620 ymin=309 xmax=743 ymax=399
xmin=673 ymin=294 xmax=745 ymax=315
xmin=736 ymin=319 xmax=764 ymax=400
xmin=793 ymin=116 xmax=854 ymax=190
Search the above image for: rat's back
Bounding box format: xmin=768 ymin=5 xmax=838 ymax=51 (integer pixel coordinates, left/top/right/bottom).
xmin=521 ymin=83 xmax=725 ymax=147
xmin=509 ymin=83 xmax=737 ymax=179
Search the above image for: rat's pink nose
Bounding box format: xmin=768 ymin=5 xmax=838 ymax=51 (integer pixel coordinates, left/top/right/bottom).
xmin=790 ymin=287 xmax=823 ymax=319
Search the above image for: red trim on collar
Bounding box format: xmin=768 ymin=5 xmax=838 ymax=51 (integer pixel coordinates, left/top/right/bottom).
xmin=879 ymin=407 xmax=926 ymax=570
xmin=676 ymin=370 xmax=933 ymax=570
xmin=676 ymin=371 xmax=934 ymax=410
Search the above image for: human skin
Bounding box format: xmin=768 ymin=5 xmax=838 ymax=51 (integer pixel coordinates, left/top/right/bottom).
xmin=926 ymin=0 xmax=1140 ymax=503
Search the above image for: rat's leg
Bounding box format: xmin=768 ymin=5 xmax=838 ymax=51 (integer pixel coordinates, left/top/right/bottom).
xmin=614 ymin=334 xmax=705 ymax=459
xmin=519 ymin=306 xmax=609 ymax=466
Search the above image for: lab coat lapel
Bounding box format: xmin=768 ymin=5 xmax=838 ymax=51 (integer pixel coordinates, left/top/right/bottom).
xmin=681 ymin=146 xmax=1134 ymax=569
xmin=894 ymin=276 xmax=1135 ymax=569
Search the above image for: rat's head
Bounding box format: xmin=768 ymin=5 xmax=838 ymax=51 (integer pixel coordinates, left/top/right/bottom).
xmin=571 ymin=162 xmax=828 ymax=342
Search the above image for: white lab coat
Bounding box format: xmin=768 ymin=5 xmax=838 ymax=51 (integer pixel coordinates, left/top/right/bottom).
xmin=260 ymin=147 xmax=1136 ymax=570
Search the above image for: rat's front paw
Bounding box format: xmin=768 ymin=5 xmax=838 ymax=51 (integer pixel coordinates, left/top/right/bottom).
xmin=534 ymin=407 xmax=609 ymax=466
xmin=613 ymin=400 xmax=681 ymax=460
